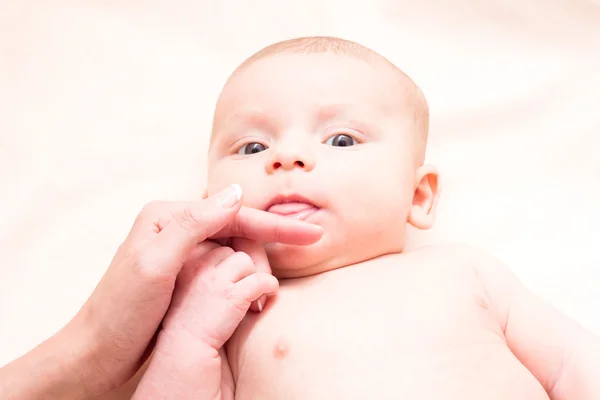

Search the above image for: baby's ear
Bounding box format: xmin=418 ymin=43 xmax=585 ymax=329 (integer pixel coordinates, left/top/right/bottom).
xmin=202 ymin=188 xmax=208 ymax=199
xmin=407 ymin=164 xmax=440 ymax=230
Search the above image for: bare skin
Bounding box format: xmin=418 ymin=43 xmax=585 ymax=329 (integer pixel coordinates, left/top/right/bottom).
xmin=227 ymin=244 xmax=598 ymax=400
xmin=118 ymin=38 xmax=600 ymax=400
xmin=107 ymin=243 xmax=600 ymax=400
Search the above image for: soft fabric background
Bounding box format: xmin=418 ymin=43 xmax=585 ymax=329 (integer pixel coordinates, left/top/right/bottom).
xmin=1 ymin=1 xmax=599 ymax=365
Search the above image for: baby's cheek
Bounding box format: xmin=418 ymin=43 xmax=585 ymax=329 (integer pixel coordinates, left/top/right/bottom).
xmin=365 ymin=181 xmax=410 ymax=228
xmin=206 ymin=168 xmax=232 ymax=196
xmin=223 ymin=178 xmax=265 ymax=210
xmin=240 ymin=189 xmax=264 ymax=209
xmin=207 ymin=163 xmax=254 ymax=197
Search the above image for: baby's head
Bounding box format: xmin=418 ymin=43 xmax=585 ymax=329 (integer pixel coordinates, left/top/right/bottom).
xmin=206 ymin=36 xmax=440 ymax=278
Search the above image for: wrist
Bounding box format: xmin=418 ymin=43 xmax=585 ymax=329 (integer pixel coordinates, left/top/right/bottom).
xmin=154 ymin=327 xmax=220 ymax=367
xmin=50 ymin=314 xmax=116 ymax=398
xmin=133 ymin=328 xmax=221 ymax=399
xmin=47 ymin=321 xmax=108 ymax=399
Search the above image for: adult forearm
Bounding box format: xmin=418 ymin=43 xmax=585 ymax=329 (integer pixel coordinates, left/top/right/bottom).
xmin=132 ymin=329 xmax=222 ymax=400
xmin=0 ymin=324 xmax=102 ymax=400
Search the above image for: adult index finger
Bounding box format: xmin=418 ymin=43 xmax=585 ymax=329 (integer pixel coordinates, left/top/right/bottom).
xmin=211 ymin=206 xmax=323 ymax=245
xmin=152 ymin=185 xmax=244 ymax=271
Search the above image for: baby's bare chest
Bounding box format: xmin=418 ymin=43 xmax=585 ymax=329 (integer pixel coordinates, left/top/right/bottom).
xmin=229 ymin=256 xmax=547 ymax=400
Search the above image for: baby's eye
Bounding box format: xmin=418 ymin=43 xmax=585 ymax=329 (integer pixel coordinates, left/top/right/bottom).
xmin=325 ymin=134 xmax=357 ymax=147
xmin=237 ymin=142 xmax=268 ymax=155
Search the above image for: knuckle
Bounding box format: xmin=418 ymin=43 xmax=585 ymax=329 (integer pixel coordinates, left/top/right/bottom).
xmin=206 ymin=246 xmax=235 ymax=263
xmin=176 ymin=206 xmax=205 ymax=231
xmin=135 ymin=201 xmax=166 ymax=225
xmin=177 ymin=206 xmax=196 ymax=226
xmin=249 ymin=272 xmax=262 ymax=286
xmin=223 ymin=286 xmax=251 ymax=311
xmin=218 ymin=246 xmax=236 ymax=258
xmin=232 ymin=251 xmax=254 ymax=266
xmin=231 ymin=217 xmax=245 ymax=237
xmin=195 ymin=240 xmax=221 ymax=255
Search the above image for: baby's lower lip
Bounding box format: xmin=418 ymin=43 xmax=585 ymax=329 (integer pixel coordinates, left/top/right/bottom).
xmin=267 ymin=202 xmax=320 ymax=220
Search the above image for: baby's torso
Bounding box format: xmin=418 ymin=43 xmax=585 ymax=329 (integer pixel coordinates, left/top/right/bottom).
xmin=227 ymin=247 xmax=549 ymax=400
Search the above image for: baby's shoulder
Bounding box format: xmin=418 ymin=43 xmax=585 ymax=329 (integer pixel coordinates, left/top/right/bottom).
xmin=392 ymin=243 xmax=518 ymax=293
xmin=408 ymin=242 xmax=512 ymax=273
xmin=408 ymin=242 xmax=521 ymax=306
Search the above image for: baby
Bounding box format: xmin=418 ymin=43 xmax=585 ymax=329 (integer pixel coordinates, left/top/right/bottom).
xmin=126 ymin=37 xmax=600 ymax=399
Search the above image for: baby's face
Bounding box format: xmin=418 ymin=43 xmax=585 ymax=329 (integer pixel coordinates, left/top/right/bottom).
xmin=207 ymin=52 xmax=431 ymax=278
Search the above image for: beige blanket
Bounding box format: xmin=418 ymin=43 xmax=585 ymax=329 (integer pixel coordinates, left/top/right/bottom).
xmin=1 ymin=0 xmax=599 ymax=365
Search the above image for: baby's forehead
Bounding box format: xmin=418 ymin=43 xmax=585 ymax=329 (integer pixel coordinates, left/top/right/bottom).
xmin=215 ymin=103 xmax=383 ymax=135
xmin=213 ymin=53 xmax=418 ymax=125
xmin=209 ymin=40 xmax=428 ymax=161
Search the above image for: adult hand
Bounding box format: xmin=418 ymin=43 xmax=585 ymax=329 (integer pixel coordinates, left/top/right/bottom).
xmin=79 ymin=184 xmax=322 ymax=393
xmin=0 ymin=184 xmax=322 ymax=400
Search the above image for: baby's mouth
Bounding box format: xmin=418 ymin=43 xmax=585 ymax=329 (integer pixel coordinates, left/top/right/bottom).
xmin=267 ymin=202 xmax=319 ymax=220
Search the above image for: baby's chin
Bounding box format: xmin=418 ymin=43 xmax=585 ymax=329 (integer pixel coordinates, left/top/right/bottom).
xmin=265 ymin=238 xmax=384 ymax=279
xmin=265 ymin=241 xmax=342 ymax=279
xmin=265 ymin=230 xmax=405 ymax=279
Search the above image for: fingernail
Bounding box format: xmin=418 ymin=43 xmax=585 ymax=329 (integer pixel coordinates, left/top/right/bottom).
xmin=215 ymin=184 xmax=242 ymax=208
xmin=257 ymin=299 xmax=263 ymax=312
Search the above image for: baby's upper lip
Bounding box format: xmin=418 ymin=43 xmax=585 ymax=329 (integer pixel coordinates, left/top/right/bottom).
xmin=263 ymin=193 xmax=320 ymax=212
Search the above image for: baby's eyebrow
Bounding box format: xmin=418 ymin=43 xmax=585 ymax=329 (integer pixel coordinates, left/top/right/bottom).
xmin=315 ymin=103 xmax=376 ymax=133
xmin=217 ymin=110 xmax=280 ymax=133
xmin=316 ymin=104 xmax=353 ymax=122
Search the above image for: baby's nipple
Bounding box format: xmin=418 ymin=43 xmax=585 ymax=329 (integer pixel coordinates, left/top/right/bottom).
xmin=273 ymin=337 xmax=290 ymax=359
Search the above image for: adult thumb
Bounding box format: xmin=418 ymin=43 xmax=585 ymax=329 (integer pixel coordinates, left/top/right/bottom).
xmin=154 ymin=184 xmax=243 ymax=270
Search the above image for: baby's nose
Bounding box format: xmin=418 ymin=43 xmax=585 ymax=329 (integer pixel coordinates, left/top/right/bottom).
xmin=272 ymin=159 xmax=305 ymax=170
xmin=266 ymin=147 xmax=315 ymax=173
